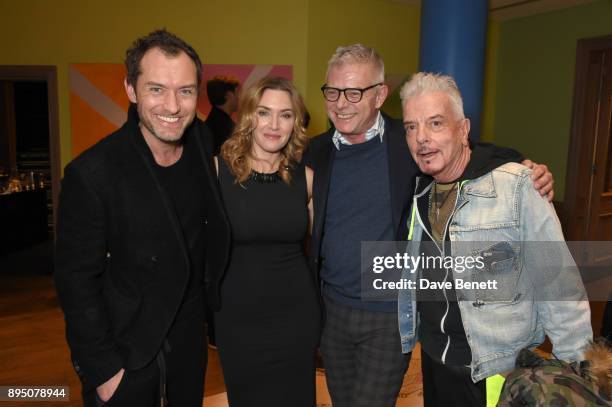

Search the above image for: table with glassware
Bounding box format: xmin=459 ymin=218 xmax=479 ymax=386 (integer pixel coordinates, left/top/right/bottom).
xmin=0 ymin=184 xmax=48 ymax=255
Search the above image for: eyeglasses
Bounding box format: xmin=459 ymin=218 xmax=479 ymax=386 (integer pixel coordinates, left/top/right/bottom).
xmin=320 ymin=82 xmax=383 ymax=103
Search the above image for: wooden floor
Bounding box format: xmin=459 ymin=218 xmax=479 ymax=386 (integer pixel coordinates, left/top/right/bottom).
xmin=0 ymin=273 xmax=228 ymax=406
xmin=0 ymin=273 xmax=425 ymax=406
xmin=0 ymin=244 xmax=604 ymax=407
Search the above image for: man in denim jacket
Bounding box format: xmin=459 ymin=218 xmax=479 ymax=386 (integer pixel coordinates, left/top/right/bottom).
xmin=397 ymin=72 xmax=592 ymax=406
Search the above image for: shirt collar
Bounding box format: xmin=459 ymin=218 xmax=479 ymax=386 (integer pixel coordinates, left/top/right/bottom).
xmin=332 ymin=111 xmax=385 ymax=150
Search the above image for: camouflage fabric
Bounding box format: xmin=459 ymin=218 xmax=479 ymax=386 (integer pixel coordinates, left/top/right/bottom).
xmin=498 ymin=349 xmax=611 ymax=406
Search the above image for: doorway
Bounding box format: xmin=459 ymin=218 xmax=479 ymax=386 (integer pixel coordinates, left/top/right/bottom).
xmin=0 ymin=66 xmax=60 ymax=269
xmin=564 ymin=35 xmax=612 ymax=337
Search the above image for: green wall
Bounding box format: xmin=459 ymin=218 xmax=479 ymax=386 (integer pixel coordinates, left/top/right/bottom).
xmin=0 ymin=0 xmax=419 ymax=169
xmin=481 ymin=20 xmax=500 ymax=142
xmin=0 ymin=0 xmax=310 ymax=168
xmin=493 ymin=0 xmax=612 ymax=200
xmin=7 ymin=0 xmax=602 ymax=196
xmin=305 ymin=0 xmax=420 ymax=135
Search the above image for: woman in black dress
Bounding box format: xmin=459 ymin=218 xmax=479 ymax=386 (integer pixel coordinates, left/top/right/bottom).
xmin=214 ymin=76 xmax=321 ymax=406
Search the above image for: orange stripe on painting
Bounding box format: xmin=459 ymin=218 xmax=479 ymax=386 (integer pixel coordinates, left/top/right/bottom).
xmin=70 ymin=93 xmax=118 ymax=157
xmin=71 ymin=64 xmax=130 ymax=111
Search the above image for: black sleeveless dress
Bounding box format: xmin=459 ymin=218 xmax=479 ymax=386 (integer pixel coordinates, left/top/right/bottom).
xmin=215 ymin=159 xmax=321 ymax=407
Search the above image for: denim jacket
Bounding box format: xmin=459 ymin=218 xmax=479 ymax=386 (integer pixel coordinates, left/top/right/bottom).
xmin=398 ymin=162 xmax=592 ymax=382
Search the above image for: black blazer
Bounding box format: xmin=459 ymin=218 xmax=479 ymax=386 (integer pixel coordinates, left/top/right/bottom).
xmin=54 ymin=106 xmax=230 ymax=391
xmin=204 ymin=106 xmax=234 ymax=155
xmin=304 ymin=112 xmax=419 ymax=284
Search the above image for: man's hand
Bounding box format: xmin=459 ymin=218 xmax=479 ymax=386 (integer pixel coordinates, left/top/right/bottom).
xmin=96 ymin=368 xmax=125 ymax=402
xmin=522 ymin=159 xmax=554 ymax=202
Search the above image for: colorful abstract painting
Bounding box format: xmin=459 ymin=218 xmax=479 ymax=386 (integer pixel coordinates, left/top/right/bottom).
xmin=69 ymin=64 xmax=292 ymax=157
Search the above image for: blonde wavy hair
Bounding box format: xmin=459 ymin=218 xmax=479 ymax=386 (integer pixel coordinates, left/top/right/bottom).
xmin=220 ymin=76 xmax=308 ymax=184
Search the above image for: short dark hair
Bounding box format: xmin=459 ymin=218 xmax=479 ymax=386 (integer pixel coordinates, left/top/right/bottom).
xmin=206 ymin=76 xmax=240 ymax=106
xmin=125 ymin=29 xmax=203 ymax=89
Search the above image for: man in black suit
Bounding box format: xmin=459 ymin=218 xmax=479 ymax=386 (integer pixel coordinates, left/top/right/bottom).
xmin=54 ymin=29 xmax=230 ymax=407
xmin=306 ymin=44 xmax=554 ymax=407
xmin=201 ymin=75 xmax=239 ymax=350
xmin=204 ymin=76 xmax=239 ymax=155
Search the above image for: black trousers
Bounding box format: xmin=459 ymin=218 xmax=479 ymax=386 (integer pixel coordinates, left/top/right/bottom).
xmin=320 ymin=296 xmax=411 ymax=407
xmin=205 ymin=303 xmax=216 ymax=346
xmin=83 ymin=302 xmax=206 ymax=407
xmin=421 ymin=350 xmax=486 ymax=407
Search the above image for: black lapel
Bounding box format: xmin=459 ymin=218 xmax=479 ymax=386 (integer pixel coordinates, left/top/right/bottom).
xmin=384 ymin=113 xmax=417 ymax=239
xmin=312 ymin=131 xmax=335 ymax=254
xmin=192 ymin=119 xmax=229 ymax=223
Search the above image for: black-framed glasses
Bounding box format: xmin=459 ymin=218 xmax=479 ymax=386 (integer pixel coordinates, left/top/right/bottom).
xmin=320 ymin=82 xmax=383 ymax=103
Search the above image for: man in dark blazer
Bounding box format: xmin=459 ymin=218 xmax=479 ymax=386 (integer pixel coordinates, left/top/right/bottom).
xmin=204 ymin=76 xmax=239 ymax=155
xmin=54 ymin=30 xmax=229 ymax=407
xmin=306 ymin=44 xmax=554 ymax=407
xmin=202 ymin=75 xmax=239 ymax=349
